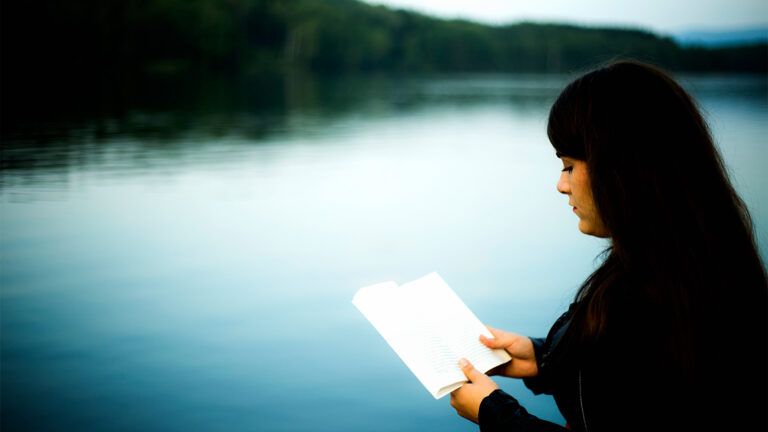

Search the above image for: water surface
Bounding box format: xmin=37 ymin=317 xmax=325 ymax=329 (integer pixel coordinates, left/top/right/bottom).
xmin=2 ymin=73 xmax=766 ymax=431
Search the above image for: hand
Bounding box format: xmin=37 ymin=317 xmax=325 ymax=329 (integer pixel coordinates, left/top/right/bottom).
xmin=449 ymin=358 xmax=499 ymax=424
xmin=480 ymin=326 xmax=539 ymax=378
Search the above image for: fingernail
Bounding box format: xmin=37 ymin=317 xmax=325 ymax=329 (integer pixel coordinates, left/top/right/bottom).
xmin=459 ymin=358 xmax=468 ymax=367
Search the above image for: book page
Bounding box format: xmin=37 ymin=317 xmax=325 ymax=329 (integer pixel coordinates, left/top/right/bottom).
xmin=353 ymin=281 xmax=454 ymax=397
xmin=352 ymin=273 xmax=511 ymax=399
xmin=401 ymin=273 xmax=511 ymax=397
xmin=403 ymin=273 xmax=512 ymax=370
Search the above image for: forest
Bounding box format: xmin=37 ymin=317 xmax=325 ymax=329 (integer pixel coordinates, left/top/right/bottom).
xmin=3 ymin=0 xmax=766 ymax=82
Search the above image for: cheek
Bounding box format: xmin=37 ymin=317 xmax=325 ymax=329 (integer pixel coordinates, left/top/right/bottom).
xmin=573 ymin=173 xmax=592 ymax=202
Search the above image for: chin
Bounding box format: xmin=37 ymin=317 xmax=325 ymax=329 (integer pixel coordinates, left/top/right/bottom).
xmin=578 ymin=221 xmax=598 ymax=237
xmin=579 ymin=221 xmax=610 ymax=238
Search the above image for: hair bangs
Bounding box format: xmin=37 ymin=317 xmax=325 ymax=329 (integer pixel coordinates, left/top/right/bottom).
xmin=547 ymin=78 xmax=589 ymax=160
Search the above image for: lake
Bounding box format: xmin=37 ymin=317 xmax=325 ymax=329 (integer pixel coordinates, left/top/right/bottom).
xmin=2 ymin=72 xmax=766 ymax=431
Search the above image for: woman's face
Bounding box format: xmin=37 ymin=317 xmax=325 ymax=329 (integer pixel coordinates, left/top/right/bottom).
xmin=557 ymin=156 xmax=610 ymax=238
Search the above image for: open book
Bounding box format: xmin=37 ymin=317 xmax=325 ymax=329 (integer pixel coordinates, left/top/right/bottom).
xmin=352 ymin=272 xmax=511 ymax=399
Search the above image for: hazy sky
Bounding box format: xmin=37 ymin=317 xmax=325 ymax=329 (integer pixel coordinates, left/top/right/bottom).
xmin=362 ymin=0 xmax=768 ymax=34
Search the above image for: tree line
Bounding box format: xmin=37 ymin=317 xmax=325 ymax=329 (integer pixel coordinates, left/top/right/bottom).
xmin=2 ymin=0 xmax=766 ymax=81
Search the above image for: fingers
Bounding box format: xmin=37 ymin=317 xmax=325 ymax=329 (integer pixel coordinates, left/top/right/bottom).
xmin=479 ymin=327 xmax=497 ymax=347
xmin=459 ymin=358 xmax=481 ymax=382
xmin=480 ymin=326 xmax=512 ymax=348
xmin=449 ymin=391 xmax=471 ymax=422
xmin=479 ymin=334 xmax=497 ymax=347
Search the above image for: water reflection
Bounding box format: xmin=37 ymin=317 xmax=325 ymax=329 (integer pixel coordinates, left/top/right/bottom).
xmin=2 ymin=73 xmax=565 ymax=174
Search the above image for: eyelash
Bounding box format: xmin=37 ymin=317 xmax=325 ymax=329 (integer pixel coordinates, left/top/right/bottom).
xmin=561 ymin=166 xmax=573 ymax=173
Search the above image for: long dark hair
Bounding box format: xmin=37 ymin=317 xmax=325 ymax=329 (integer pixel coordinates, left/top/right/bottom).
xmin=546 ymin=60 xmax=766 ymax=382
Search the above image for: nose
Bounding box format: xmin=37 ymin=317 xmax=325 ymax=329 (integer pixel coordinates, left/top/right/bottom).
xmin=557 ymin=171 xmax=571 ymax=195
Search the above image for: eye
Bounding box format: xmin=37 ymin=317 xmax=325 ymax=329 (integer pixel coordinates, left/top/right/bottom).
xmin=561 ymin=166 xmax=573 ymax=173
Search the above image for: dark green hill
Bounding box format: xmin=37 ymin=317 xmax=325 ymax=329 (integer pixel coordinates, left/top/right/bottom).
xmin=2 ymin=0 xmax=766 ymax=79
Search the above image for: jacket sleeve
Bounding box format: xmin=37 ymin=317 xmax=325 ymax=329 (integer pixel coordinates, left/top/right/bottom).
xmin=523 ymin=303 xmax=579 ymax=396
xmin=479 ymin=389 xmax=568 ymax=432
xmin=522 ymin=337 xmax=555 ymax=395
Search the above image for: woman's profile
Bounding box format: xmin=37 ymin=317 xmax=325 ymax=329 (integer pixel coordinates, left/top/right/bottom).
xmin=449 ymin=60 xmax=767 ymax=431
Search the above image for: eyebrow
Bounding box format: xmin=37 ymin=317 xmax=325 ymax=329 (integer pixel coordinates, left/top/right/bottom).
xmin=555 ymin=152 xmax=563 ymax=158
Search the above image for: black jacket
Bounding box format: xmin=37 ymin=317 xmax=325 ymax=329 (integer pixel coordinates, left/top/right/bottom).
xmin=478 ymin=296 xmax=767 ymax=432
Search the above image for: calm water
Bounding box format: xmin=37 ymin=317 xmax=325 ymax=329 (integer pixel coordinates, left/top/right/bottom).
xmin=2 ymin=73 xmax=766 ymax=431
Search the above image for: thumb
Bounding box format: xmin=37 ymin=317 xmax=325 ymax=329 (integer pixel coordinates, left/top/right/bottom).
xmin=480 ymin=327 xmax=508 ymax=348
xmin=458 ymin=358 xmax=482 ymax=382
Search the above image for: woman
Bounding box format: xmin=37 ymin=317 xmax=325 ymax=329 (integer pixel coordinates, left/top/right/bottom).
xmin=449 ymin=60 xmax=767 ymax=431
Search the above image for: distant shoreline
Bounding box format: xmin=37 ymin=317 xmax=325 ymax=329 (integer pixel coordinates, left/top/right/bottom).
xmin=2 ymin=0 xmax=766 ymax=84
